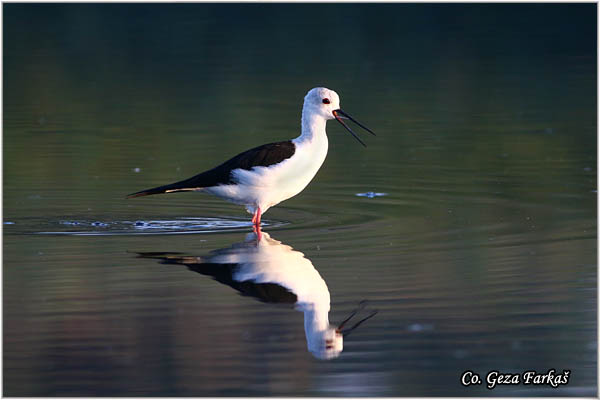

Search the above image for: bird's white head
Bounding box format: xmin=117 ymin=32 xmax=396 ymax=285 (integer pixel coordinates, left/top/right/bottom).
xmin=302 ymin=87 xmax=376 ymax=147
xmin=307 ymin=326 xmax=344 ymax=360
xmin=304 ymin=87 xmax=340 ymax=120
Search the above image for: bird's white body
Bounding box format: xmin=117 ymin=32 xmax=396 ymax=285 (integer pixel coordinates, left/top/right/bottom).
xmin=208 ymin=231 xmax=342 ymax=359
xmin=205 ymin=88 xmax=337 ymax=216
xmin=205 ymin=132 xmax=328 ymax=215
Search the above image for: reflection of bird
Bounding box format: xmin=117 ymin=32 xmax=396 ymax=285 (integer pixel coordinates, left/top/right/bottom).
xmin=136 ymin=231 xmax=377 ymax=360
xmin=127 ymin=87 xmax=374 ymax=228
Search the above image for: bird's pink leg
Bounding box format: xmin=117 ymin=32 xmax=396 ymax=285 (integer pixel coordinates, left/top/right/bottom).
xmin=251 ymin=207 xmax=262 ymax=226
xmin=251 ymin=207 xmax=262 ymax=241
xmin=256 ymin=207 xmax=262 ymax=226
xmin=250 ymin=207 xmax=262 ymax=241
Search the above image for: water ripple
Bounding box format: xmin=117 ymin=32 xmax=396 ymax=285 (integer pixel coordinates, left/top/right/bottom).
xmin=31 ymin=217 xmax=288 ymax=236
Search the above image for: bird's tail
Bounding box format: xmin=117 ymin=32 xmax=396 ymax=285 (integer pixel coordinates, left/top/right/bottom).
xmin=127 ymin=178 xmax=202 ymax=199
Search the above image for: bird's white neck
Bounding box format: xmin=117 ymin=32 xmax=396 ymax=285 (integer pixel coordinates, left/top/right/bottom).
xmin=295 ymin=107 xmax=328 ymax=145
xmin=301 ymin=303 xmax=331 ymax=338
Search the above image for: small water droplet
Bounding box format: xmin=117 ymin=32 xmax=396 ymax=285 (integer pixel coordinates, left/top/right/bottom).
xmin=133 ymin=167 xmax=141 ymax=173
xmin=356 ymin=191 xmax=387 ymax=198
xmin=60 ymin=220 xmax=82 ymax=225
xmin=408 ymin=323 xmax=434 ymax=332
xmin=4 ymin=221 xmax=15 ymax=225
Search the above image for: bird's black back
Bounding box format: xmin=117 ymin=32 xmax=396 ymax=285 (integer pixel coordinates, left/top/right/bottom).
xmin=128 ymin=140 xmax=296 ymax=198
xmin=136 ymin=252 xmax=298 ymax=304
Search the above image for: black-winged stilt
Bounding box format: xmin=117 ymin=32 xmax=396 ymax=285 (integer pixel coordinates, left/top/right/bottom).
xmin=136 ymin=231 xmax=378 ymax=360
xmin=127 ymin=87 xmax=374 ymax=228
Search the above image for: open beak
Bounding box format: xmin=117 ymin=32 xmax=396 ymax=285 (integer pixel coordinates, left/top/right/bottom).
xmin=336 ymin=300 xmax=378 ymax=337
xmin=332 ymin=109 xmax=376 ymax=147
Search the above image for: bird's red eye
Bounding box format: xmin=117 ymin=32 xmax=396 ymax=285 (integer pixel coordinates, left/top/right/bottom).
xmin=322 ymin=98 xmax=330 ymax=104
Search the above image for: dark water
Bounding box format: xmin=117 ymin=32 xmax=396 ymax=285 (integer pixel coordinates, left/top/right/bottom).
xmin=3 ymin=3 xmax=596 ymax=396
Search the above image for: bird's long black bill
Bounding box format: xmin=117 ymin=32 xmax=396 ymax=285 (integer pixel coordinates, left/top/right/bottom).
xmin=335 ymin=109 xmax=376 ymax=136
xmin=333 ymin=109 xmax=375 ymax=147
xmin=337 ymin=301 xmax=366 ymax=331
xmin=340 ymin=310 xmax=378 ymax=337
xmin=336 ymin=300 xmax=378 ymax=337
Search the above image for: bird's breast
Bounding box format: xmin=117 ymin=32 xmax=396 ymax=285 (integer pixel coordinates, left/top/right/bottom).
xmin=269 ymin=138 xmax=328 ymax=194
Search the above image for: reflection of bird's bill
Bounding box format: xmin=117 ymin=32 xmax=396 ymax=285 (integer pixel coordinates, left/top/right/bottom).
xmin=336 ymin=300 xmax=378 ymax=337
xmin=332 ymin=109 xmax=376 ymax=147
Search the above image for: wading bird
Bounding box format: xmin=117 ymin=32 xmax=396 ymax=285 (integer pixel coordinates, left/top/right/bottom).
xmin=127 ymin=87 xmax=374 ymax=228
xmin=136 ymin=231 xmax=378 ymax=360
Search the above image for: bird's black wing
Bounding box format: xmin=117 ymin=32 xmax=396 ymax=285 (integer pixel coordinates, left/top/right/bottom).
xmin=127 ymin=140 xmax=296 ymax=198
xmin=189 ymin=263 xmax=298 ymax=304
xmin=136 ymin=252 xmax=298 ymax=304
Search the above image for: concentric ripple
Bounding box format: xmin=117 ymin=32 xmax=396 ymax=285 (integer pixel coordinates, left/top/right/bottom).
xmin=30 ymin=217 xmax=288 ymax=236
